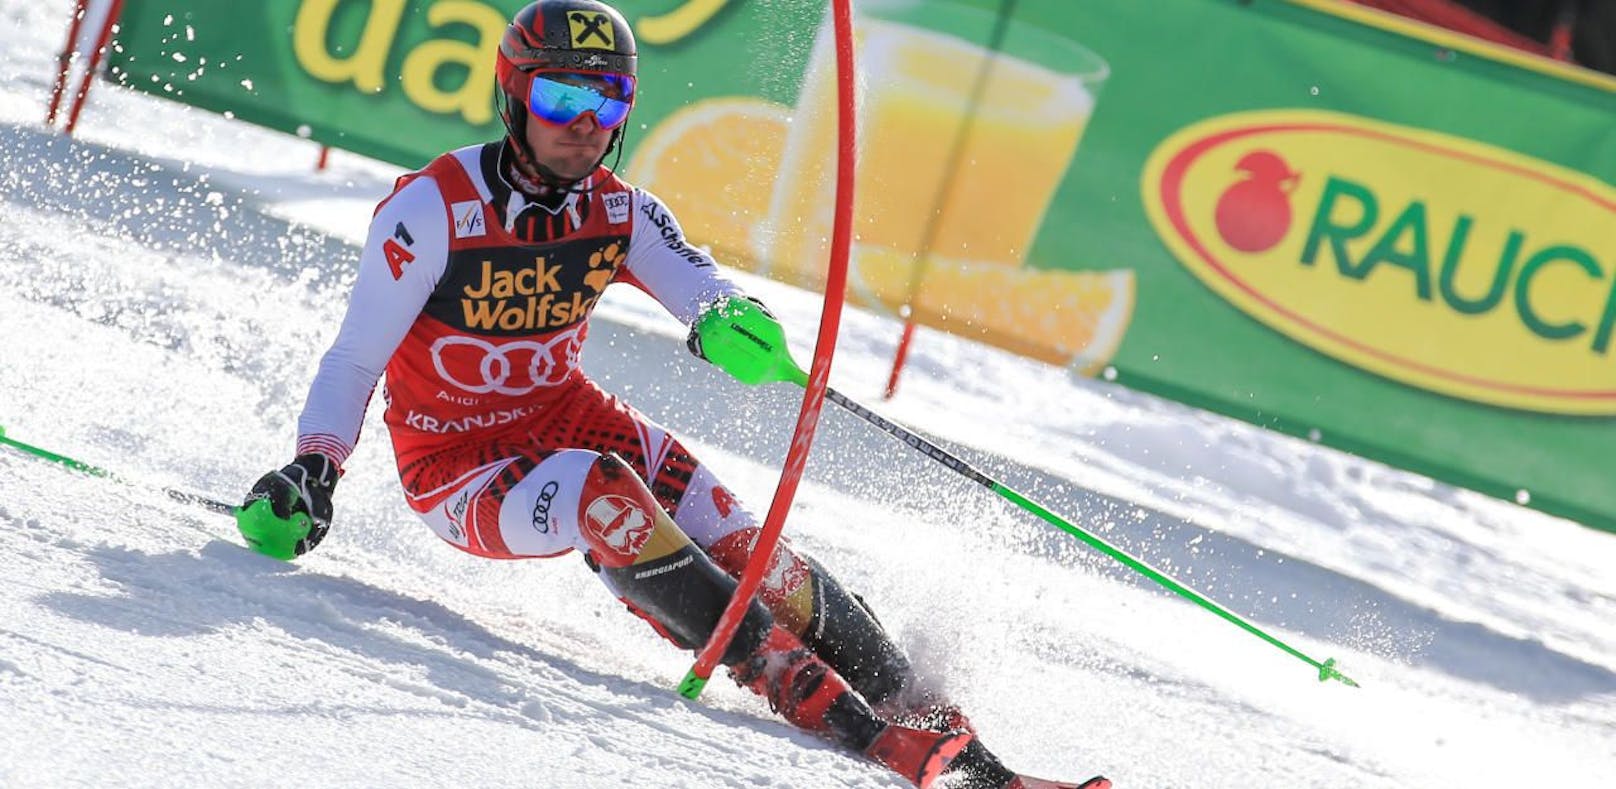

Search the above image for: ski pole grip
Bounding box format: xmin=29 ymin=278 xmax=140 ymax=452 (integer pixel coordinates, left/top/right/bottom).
xmin=692 ymin=297 xmax=806 ymax=386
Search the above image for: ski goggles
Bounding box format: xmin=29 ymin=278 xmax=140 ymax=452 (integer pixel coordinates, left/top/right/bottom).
xmin=526 ymin=72 xmax=636 ymax=130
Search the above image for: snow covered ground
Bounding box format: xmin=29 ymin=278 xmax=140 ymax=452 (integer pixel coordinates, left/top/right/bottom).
xmin=3 ymin=2 xmax=1614 ymax=787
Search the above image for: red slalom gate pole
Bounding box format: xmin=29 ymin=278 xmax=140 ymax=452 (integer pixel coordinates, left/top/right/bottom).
xmin=46 ymin=0 xmax=90 ymax=127
xmin=883 ymin=316 xmax=917 ymax=399
xmin=679 ymin=0 xmax=858 ymax=699
xmin=64 ymin=0 xmax=125 ymax=136
xmin=881 ymin=0 xmax=1017 ymax=399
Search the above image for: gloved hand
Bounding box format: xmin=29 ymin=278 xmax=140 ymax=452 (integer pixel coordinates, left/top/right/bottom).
xmin=687 ymin=296 xmax=803 ymax=386
xmin=236 ymin=453 xmax=340 ymax=560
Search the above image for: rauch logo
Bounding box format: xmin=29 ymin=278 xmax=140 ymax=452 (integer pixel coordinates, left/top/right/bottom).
xmin=1142 ymin=109 xmax=1616 ymax=415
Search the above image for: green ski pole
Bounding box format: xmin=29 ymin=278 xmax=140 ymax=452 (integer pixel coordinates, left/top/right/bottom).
xmin=829 ymin=388 xmax=1357 ymax=686
xmin=1 ymin=422 xmax=312 ymax=560
xmin=1 ymin=423 xmax=236 ymax=515
xmin=728 ymin=359 xmax=1359 ymax=688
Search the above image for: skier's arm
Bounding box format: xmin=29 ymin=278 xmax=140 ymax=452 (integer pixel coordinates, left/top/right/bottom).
xmin=619 ymin=188 xmax=790 ymax=384
xmin=296 ymin=176 xmax=449 ymax=467
xmin=619 ymin=187 xmax=744 ymax=322
xmin=239 ymin=176 xmax=449 ymax=559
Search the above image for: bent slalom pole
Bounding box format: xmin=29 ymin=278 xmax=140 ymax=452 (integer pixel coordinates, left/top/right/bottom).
xmin=678 ymin=0 xmax=860 ymax=701
xmin=1 ymin=423 xmax=236 ymax=515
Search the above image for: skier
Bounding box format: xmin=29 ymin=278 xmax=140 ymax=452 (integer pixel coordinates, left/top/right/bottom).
xmin=238 ymin=2 xmax=1107 ymax=787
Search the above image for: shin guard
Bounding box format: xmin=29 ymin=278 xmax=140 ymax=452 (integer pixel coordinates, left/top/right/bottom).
xmin=580 ymin=454 xmax=773 ymax=666
xmin=730 ymin=626 xmax=972 ymax=788
xmin=709 ymin=528 xmax=916 ymax=709
xmin=799 ymin=557 xmax=915 ymax=708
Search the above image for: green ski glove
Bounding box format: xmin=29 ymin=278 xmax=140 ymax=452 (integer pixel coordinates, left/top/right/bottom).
xmin=687 ymin=296 xmax=806 ymax=386
xmin=237 ymin=453 xmax=339 ymax=560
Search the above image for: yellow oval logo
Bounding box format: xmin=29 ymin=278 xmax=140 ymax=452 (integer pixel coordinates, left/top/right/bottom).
xmin=1142 ymin=109 xmax=1616 ymax=415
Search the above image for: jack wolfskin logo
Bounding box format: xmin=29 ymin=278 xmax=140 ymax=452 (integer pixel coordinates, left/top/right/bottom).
xmin=584 ymin=242 xmax=625 ymax=293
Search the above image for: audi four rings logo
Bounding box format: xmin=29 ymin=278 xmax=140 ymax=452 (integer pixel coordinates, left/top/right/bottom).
xmin=429 ymin=329 xmax=581 ymax=395
xmin=530 ymin=480 xmax=559 ymax=534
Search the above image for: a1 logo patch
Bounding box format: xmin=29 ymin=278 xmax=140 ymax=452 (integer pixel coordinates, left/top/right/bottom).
xmin=384 ymin=221 xmax=416 ymax=280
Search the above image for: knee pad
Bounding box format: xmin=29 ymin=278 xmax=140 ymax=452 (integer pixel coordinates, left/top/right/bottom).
xmin=574 ymin=452 xmax=673 ymax=569
xmin=581 ymin=454 xmax=774 ymax=665
xmin=475 ymin=449 xmax=668 ymax=560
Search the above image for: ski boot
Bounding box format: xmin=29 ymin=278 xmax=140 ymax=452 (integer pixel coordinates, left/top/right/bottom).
xmin=867 ymin=724 xmax=974 ymax=788
xmin=949 ymin=743 xmax=1111 ymax=789
xmin=884 ymin=701 xmax=1109 ymax=789
xmin=731 ymin=628 xmax=972 ymax=788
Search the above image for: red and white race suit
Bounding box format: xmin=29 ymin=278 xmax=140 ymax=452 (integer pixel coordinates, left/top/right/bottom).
xmin=294 ymin=142 xmax=765 ymax=562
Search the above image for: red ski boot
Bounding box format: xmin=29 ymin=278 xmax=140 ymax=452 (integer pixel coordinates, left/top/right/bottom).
xmin=866 ymin=724 xmax=973 ymax=788
xmin=729 ymin=628 xmax=972 ymax=788
xmin=941 ymin=738 xmax=1111 ymax=789
xmin=881 ymin=699 xmax=1108 ymax=789
xmin=886 ymin=701 xmax=979 ymax=737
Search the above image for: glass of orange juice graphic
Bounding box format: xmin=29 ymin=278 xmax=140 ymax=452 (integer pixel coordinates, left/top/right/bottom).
xmin=761 ymin=0 xmax=1131 ymax=370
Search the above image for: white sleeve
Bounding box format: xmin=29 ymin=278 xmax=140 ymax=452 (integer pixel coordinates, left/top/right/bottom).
xmin=623 ymin=188 xmax=744 ymax=324
xmin=295 ymin=176 xmax=449 ymax=467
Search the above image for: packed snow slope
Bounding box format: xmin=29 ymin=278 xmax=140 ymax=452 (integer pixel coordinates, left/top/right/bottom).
xmin=2 ymin=3 xmax=1614 ymax=787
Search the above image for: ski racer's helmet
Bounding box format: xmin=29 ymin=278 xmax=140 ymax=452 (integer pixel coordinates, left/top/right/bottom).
xmin=496 ymin=0 xmax=638 ymax=188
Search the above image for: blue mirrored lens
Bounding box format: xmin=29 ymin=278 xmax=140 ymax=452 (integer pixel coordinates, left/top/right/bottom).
xmin=527 ymin=74 xmax=634 ymax=130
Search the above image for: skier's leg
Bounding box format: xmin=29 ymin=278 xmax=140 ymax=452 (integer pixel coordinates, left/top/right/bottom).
xmin=549 ymin=388 xmax=922 ymax=709
xmin=674 ymin=462 xmax=919 ymax=708
xmin=510 ymin=450 xmax=971 ymax=785
xmin=712 ymin=530 xmax=918 ymax=704
xmin=541 ymin=394 xmax=973 ymax=784
xmin=669 ymin=463 xmax=1060 ymax=788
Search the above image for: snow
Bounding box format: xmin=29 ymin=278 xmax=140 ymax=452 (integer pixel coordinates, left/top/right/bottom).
xmin=3 ymin=3 xmax=1614 ymax=787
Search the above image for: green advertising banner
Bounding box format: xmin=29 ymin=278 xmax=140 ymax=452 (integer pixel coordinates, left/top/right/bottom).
xmin=107 ymin=0 xmax=1616 ymax=534
xmin=107 ymin=0 xmax=825 ymax=167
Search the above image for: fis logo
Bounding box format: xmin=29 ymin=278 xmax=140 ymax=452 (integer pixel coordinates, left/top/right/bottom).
xmin=452 ymin=201 xmax=486 ymax=239
xmin=569 ymin=11 xmax=614 ymax=50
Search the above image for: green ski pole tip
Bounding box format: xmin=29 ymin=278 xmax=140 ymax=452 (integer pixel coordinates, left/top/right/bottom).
xmin=677 ymin=670 xmax=709 ymax=700
xmin=1319 ymin=658 xmax=1360 ymax=688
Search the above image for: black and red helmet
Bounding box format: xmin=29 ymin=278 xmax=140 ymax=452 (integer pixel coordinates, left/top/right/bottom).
xmin=496 ymin=0 xmax=638 ymax=186
xmin=494 ymin=0 xmax=639 ymax=189
xmin=497 ymin=0 xmax=637 ymax=92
